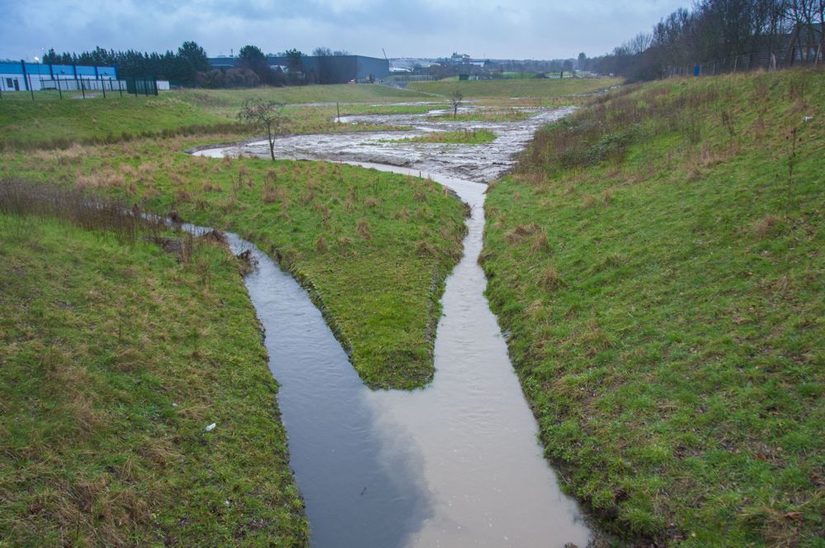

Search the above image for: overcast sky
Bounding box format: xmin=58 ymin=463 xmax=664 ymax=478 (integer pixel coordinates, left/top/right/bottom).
xmin=1 ymin=0 xmax=687 ymax=62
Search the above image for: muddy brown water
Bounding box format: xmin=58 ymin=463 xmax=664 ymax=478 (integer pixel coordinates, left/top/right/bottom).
xmin=194 ymin=108 xmax=592 ymax=547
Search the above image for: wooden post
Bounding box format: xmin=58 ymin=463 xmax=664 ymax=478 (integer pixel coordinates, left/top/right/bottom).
xmin=336 ymin=102 xmax=340 ymax=123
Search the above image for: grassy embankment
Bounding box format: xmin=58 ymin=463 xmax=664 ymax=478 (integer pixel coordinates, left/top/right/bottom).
xmin=408 ymin=77 xmax=622 ymax=106
xmin=1 ymin=82 xmax=468 ymax=389
xmin=0 ymin=94 xmax=232 ymax=149
xmin=0 ymin=84 xmax=437 ymax=150
xmin=482 ymin=69 xmax=824 ymax=544
xmin=0 ymin=183 xmax=307 ymax=544
xmin=0 ymin=137 xmax=467 ymax=389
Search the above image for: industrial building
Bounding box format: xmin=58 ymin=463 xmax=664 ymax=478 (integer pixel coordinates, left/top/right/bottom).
xmin=0 ymin=60 xmax=118 ymax=92
xmin=208 ymin=54 xmax=389 ymax=83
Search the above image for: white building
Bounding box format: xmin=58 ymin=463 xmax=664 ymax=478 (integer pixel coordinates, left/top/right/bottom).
xmin=0 ymin=60 xmax=119 ymax=92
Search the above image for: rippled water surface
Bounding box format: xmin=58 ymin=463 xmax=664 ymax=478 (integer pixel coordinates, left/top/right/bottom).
xmin=195 ymin=108 xmax=592 ymax=547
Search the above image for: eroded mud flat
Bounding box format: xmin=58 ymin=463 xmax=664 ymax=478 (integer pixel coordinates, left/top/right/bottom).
xmin=194 ymin=108 xmax=592 ymax=547
xmin=197 ymin=106 xmax=573 ymax=183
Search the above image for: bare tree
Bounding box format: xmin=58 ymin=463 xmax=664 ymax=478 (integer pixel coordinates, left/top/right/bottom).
xmin=450 ymin=89 xmax=463 ymax=118
xmin=238 ymin=99 xmax=286 ymax=161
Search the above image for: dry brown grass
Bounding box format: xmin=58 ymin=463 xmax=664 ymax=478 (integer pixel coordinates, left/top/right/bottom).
xmin=416 ymin=240 xmax=437 ymax=256
xmin=315 ymin=234 xmax=328 ymax=253
xmin=262 ymin=183 xmax=287 ymax=204
xmin=504 ymin=222 xmax=541 ymax=245
xmin=540 ymin=265 xmax=564 ymax=290
xmin=0 ymin=179 xmax=164 ymax=241
xmin=356 ymin=218 xmax=371 ymax=240
xmin=752 ymin=214 xmax=783 ymax=238
xmin=201 ymin=181 xmax=222 ymax=193
xmin=531 ymin=231 xmax=551 ymax=253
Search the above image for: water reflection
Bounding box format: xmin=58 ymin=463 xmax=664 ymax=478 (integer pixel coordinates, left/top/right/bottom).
xmin=194 ymin=108 xmax=593 ymax=547
xmin=225 ymin=232 xmax=432 ymax=547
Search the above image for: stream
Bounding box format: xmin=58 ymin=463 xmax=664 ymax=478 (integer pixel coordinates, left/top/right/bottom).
xmin=194 ymin=108 xmax=592 ymax=547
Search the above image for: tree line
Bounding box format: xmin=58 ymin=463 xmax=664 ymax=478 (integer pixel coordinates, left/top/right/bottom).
xmin=43 ymin=42 xmax=211 ymax=86
xmin=43 ymin=42 xmax=358 ymax=88
xmin=581 ymin=0 xmax=824 ymax=81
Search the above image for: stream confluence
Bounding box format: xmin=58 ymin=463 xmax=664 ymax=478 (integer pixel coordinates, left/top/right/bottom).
xmin=194 ymin=107 xmax=592 ymax=547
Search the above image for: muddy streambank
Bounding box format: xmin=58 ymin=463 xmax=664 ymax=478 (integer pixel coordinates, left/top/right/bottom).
xmin=194 ymin=108 xmax=594 ymax=547
xmin=197 ymin=107 xmax=573 ymax=183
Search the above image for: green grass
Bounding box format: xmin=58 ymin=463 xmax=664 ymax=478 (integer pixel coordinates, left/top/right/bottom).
xmin=339 ymin=103 xmax=448 ymax=116
xmin=0 ymin=211 xmax=307 ymax=545
xmin=0 ymin=85 xmax=432 ymax=149
xmin=0 ymin=95 xmax=230 ymax=148
xmin=0 ymin=136 xmax=467 ymax=389
xmin=408 ymin=77 xmax=621 ymax=104
xmin=0 ymin=79 xmax=614 ymax=149
xmin=399 ymin=129 xmax=497 ymax=144
xmin=176 ymin=83 xmax=433 ymax=109
xmin=482 ymin=69 xmax=825 ymax=545
xmin=432 ymin=108 xmax=532 ymax=122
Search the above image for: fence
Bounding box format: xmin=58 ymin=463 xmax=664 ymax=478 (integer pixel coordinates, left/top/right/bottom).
xmin=0 ymin=76 xmax=159 ymax=100
xmin=663 ymin=41 xmax=823 ymax=78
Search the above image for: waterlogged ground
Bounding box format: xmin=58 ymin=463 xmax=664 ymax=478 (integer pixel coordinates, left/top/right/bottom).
xmin=198 ymin=106 xmax=574 ymax=182
xmin=195 ymin=107 xmax=593 ymax=547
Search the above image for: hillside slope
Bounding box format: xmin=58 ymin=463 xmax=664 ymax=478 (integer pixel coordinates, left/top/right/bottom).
xmin=0 ymin=207 xmax=307 ymax=544
xmin=482 ymin=69 xmax=824 ymax=544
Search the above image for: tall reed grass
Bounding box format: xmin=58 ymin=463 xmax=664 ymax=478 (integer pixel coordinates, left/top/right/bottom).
xmin=0 ymin=178 xmax=164 ymax=244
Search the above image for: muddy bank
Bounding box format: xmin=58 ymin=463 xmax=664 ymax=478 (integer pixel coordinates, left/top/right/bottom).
xmin=195 ymin=107 xmax=573 ymax=183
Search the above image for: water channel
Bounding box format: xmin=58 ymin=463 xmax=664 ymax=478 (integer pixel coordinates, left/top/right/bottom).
xmin=194 ymin=107 xmax=592 ymax=547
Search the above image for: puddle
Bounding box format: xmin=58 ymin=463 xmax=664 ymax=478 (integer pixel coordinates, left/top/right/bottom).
xmin=194 ymin=108 xmax=592 ymax=547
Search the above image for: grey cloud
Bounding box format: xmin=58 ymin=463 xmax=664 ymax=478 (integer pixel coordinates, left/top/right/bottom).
xmin=1 ymin=0 xmax=687 ymax=61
